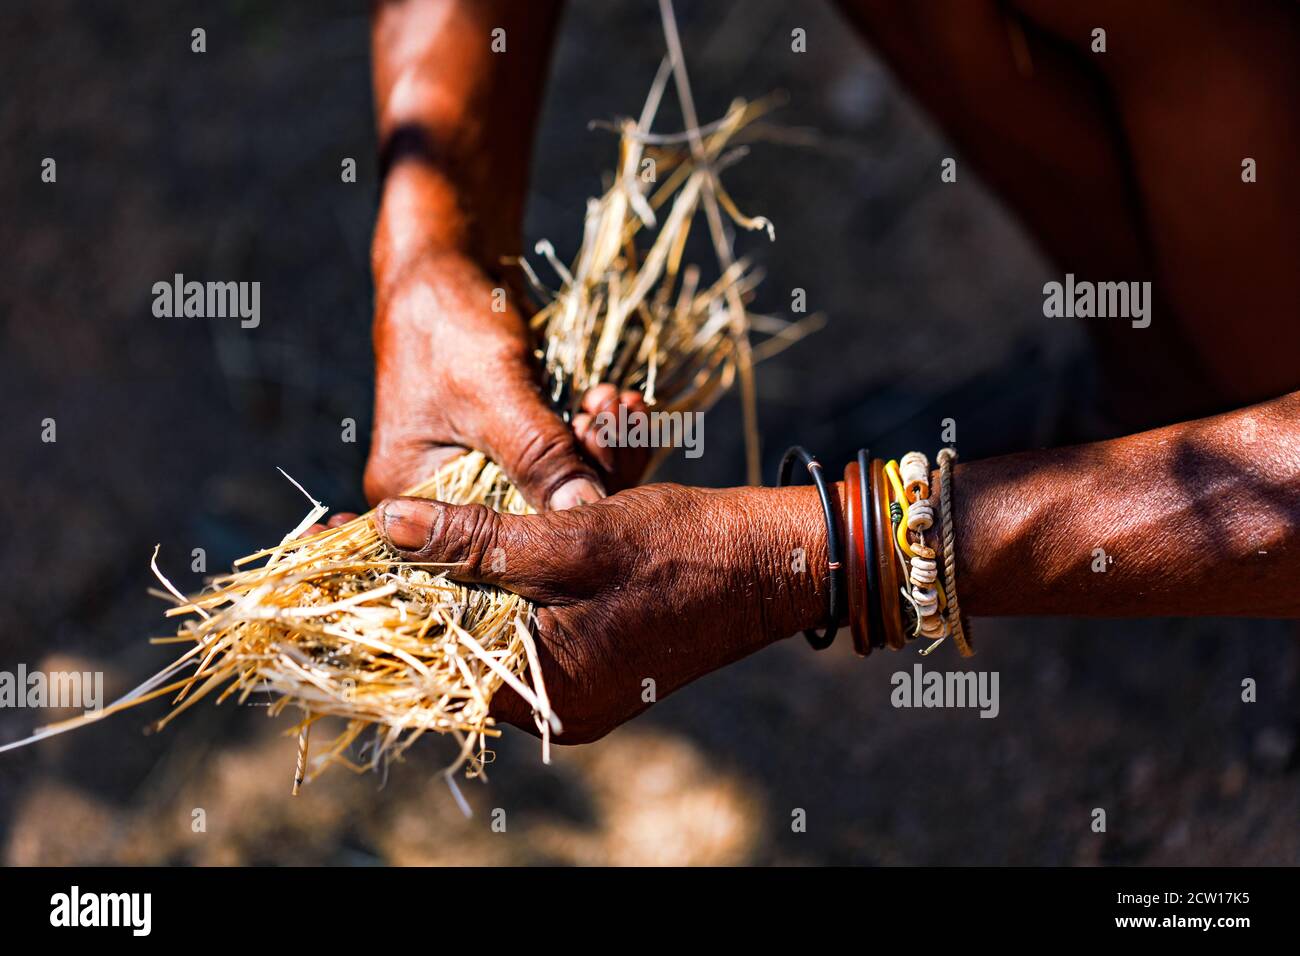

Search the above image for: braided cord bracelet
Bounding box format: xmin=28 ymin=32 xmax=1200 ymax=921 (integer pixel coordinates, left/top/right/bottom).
xmin=936 ymin=447 xmax=973 ymax=657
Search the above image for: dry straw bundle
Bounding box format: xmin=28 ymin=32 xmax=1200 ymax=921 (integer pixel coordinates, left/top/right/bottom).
xmin=3 ymin=39 xmax=814 ymax=799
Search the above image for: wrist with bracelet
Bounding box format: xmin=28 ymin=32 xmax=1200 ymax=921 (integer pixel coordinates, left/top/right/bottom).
xmin=777 ymin=445 xmax=974 ymax=658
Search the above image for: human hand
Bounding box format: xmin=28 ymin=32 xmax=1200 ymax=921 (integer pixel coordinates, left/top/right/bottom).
xmin=364 ymin=250 xmax=650 ymax=509
xmin=373 ymin=482 xmax=831 ymax=742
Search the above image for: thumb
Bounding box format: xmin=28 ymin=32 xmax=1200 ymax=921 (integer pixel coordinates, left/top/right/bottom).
xmin=374 ymin=497 xmax=559 ymax=600
xmin=488 ymin=377 xmax=605 ymax=511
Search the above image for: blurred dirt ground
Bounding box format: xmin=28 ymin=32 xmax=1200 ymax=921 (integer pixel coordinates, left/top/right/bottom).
xmin=1 ymin=0 xmax=1296 ymax=865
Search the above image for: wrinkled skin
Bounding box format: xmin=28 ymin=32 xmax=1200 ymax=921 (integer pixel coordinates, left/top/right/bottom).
xmin=372 ymin=483 xmax=829 ymax=742
xmin=364 ymin=249 xmax=651 ymax=510
xmin=312 ymin=364 xmax=650 ymax=536
xmin=355 ymin=1 xmax=1300 ymax=744
xmin=368 ymin=393 xmax=1300 ymax=741
xmin=365 ymin=0 xmax=651 ymax=513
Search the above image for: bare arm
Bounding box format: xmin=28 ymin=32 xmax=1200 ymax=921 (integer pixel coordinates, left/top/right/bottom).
xmin=945 ymin=391 xmax=1300 ymax=617
xmin=372 ymin=391 xmax=1300 ymax=740
xmin=365 ymin=2 xmax=649 ymax=509
xmin=370 ymin=0 xmax=561 ymax=278
xmin=835 ymin=0 xmax=1300 ymax=425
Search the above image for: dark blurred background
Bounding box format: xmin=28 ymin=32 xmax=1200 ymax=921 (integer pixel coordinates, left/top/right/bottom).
xmin=1 ymin=0 xmax=1295 ymax=865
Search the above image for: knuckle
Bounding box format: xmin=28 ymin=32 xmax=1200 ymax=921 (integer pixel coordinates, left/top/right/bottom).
xmin=518 ymin=512 xmax=602 ymax=591
xmin=455 ymin=504 xmax=501 ymax=575
xmin=509 ymin=426 xmax=583 ymax=487
xmin=560 ymin=521 xmax=605 ymax=573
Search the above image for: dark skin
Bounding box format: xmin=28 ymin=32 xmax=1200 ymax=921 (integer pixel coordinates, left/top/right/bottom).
xmin=378 ymin=392 xmax=1300 ymax=742
xmin=353 ymin=0 xmax=1300 ymax=742
xmin=366 ymin=0 xmax=648 ymax=510
xmin=836 ymin=0 xmax=1300 ymax=424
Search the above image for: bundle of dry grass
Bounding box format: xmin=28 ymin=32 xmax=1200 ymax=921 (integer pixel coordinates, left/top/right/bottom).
xmin=4 ymin=28 xmax=816 ymax=798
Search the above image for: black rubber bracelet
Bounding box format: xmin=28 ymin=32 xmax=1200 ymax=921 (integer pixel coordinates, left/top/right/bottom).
xmin=858 ymin=449 xmax=886 ymax=650
xmin=777 ymin=445 xmax=843 ymax=650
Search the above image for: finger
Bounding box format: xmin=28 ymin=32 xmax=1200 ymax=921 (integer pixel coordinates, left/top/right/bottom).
xmin=364 ymin=443 xmax=465 ymax=506
xmin=572 ymin=412 xmax=593 ymax=443
xmin=577 ymin=387 xmax=652 ymax=491
xmin=579 ymin=389 xmax=622 ymax=475
xmin=587 ymin=385 xmax=623 ymax=421
xmin=580 ymin=383 xmax=619 ymax=415
xmin=489 ymin=376 xmax=605 ymax=512
xmin=614 ymin=390 xmax=652 ymax=486
xmin=299 ymin=523 xmax=327 ymax=540
xmin=373 ymin=497 xmax=572 ymax=600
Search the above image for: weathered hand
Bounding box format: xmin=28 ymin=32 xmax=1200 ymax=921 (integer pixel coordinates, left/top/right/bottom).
xmin=364 ymin=250 xmax=650 ymax=510
xmin=374 ymin=483 xmax=830 ymax=742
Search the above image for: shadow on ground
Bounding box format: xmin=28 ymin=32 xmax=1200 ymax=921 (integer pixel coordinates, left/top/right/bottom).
xmin=1 ymin=0 xmax=1295 ymax=865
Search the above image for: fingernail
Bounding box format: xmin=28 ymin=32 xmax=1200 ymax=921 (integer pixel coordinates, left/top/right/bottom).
xmin=377 ymin=498 xmax=434 ymax=551
xmin=548 ymin=477 xmax=605 ymax=511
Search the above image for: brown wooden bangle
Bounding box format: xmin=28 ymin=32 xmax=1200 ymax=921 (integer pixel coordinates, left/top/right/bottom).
xmin=843 ymin=461 xmax=872 ymax=657
xmin=871 ymin=457 xmax=907 ymax=650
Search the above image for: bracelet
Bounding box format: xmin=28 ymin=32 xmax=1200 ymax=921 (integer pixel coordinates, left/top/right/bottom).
xmin=896 ymin=451 xmax=946 ymax=646
xmin=870 ymin=456 xmax=907 ymax=650
xmin=777 ymin=445 xmax=843 ymax=650
xmin=860 ymin=450 xmax=888 ymax=652
xmin=843 ymin=450 xmax=881 ymax=657
xmin=881 ymin=448 xmax=974 ymax=658
xmin=844 ymin=458 xmax=870 ymax=656
xmin=936 ymin=447 xmax=974 ymax=656
xmin=779 ymin=444 xmax=972 ymax=658
xmin=882 ymin=461 xmax=919 ymax=643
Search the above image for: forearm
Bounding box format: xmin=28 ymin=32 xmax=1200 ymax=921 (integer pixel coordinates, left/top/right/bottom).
xmin=372 ymin=398 xmax=1297 ymax=739
xmin=765 ymin=391 xmax=1300 ymax=638
xmin=369 ymin=0 xmax=562 ymax=286
xmin=953 ymin=391 xmax=1300 ymax=617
